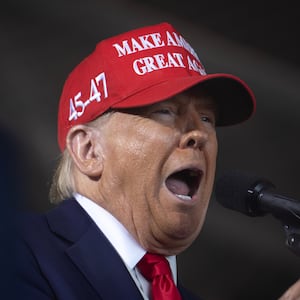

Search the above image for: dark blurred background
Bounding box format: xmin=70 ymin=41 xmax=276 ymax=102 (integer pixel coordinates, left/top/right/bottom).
xmin=2 ymin=1 xmax=300 ymax=299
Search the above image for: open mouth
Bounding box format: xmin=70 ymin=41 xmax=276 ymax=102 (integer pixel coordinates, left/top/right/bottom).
xmin=165 ymin=168 xmax=202 ymax=201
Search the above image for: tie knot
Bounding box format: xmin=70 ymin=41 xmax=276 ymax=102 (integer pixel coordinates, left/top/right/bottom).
xmin=137 ymin=253 xmax=172 ymax=281
xmin=137 ymin=252 xmax=182 ymax=300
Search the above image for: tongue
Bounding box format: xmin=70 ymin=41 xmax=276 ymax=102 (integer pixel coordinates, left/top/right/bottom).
xmin=166 ymin=177 xmax=189 ymax=196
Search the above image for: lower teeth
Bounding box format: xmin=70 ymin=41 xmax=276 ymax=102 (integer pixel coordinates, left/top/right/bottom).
xmin=176 ymin=194 xmax=192 ymax=201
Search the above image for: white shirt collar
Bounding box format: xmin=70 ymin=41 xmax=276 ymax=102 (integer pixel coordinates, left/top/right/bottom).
xmin=73 ymin=193 xmax=177 ymax=281
xmin=74 ymin=193 xmax=146 ymax=269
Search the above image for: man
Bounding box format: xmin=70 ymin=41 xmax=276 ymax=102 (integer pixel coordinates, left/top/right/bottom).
xmin=17 ymin=22 xmax=257 ymax=299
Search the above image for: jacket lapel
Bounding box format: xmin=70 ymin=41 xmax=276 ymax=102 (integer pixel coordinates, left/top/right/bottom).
xmin=47 ymin=198 xmax=144 ymax=300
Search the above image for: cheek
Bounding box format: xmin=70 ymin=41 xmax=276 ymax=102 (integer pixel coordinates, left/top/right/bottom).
xmin=120 ymin=124 xmax=175 ymax=163
xmin=104 ymin=122 xmax=176 ymax=188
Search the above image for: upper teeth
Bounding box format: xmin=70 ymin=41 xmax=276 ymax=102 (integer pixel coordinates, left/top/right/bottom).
xmin=176 ymin=194 xmax=192 ymax=201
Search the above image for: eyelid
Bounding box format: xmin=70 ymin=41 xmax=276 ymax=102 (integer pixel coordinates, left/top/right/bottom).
xmin=200 ymin=113 xmax=216 ymax=126
xmin=152 ymin=104 xmax=177 ymax=114
xmin=155 ymin=108 xmax=172 ymax=113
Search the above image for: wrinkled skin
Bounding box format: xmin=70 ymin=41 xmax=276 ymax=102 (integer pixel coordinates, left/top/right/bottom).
xmin=68 ymin=92 xmax=218 ymax=256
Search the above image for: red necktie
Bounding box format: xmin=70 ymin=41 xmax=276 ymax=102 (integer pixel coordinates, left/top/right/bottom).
xmin=137 ymin=253 xmax=182 ymax=300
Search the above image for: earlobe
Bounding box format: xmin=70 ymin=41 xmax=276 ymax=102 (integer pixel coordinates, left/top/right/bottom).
xmin=66 ymin=125 xmax=103 ymax=178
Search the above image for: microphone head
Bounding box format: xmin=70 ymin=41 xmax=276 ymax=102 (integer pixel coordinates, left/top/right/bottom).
xmin=215 ymin=170 xmax=275 ymax=216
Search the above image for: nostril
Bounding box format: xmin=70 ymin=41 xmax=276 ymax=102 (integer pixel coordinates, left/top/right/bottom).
xmin=180 ymin=130 xmax=208 ymax=149
xmin=187 ymin=138 xmax=196 ymax=147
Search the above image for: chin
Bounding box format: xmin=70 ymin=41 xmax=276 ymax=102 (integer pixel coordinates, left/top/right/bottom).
xmin=163 ymin=234 xmax=199 ymax=255
xmin=144 ymin=222 xmax=202 ymax=255
xmin=174 ymin=224 xmax=202 ymax=242
xmin=165 ymin=221 xmax=203 ymax=250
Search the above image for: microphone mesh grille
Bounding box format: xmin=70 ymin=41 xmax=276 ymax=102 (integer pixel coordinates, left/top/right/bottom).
xmin=215 ymin=170 xmax=259 ymax=215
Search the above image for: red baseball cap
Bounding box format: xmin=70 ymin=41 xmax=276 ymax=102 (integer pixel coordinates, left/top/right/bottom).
xmin=58 ymin=22 xmax=256 ymax=151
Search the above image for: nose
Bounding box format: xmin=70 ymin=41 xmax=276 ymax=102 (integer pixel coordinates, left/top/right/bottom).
xmin=179 ymin=129 xmax=208 ymax=149
xmin=178 ymin=104 xmax=211 ymax=149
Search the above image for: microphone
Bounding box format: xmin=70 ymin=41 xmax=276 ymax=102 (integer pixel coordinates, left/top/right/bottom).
xmin=215 ymin=170 xmax=300 ymax=225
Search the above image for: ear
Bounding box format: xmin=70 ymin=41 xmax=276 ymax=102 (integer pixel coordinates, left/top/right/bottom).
xmin=66 ymin=124 xmax=103 ymax=178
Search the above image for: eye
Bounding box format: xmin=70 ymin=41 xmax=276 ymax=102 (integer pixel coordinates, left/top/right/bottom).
xmin=151 ymin=106 xmax=178 ymax=118
xmin=149 ymin=106 xmax=178 ymax=124
xmin=154 ymin=108 xmax=172 ymax=115
xmin=201 ymin=115 xmax=211 ymax=122
xmin=200 ymin=114 xmax=216 ymax=126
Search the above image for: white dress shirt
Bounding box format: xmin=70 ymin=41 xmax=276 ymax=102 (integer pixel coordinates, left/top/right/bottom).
xmin=74 ymin=193 xmax=177 ymax=300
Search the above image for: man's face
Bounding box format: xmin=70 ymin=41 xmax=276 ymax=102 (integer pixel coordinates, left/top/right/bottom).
xmin=95 ymin=92 xmax=218 ymax=255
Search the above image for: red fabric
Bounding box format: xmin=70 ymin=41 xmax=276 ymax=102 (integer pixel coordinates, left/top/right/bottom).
xmin=137 ymin=253 xmax=182 ymax=300
xmin=57 ymin=22 xmax=256 ymax=151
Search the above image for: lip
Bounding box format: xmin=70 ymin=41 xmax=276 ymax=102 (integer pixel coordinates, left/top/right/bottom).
xmin=164 ymin=163 xmax=204 ymax=204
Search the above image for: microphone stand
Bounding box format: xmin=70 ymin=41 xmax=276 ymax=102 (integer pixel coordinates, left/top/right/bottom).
xmin=283 ymin=222 xmax=300 ymax=257
xmin=268 ymin=196 xmax=300 ymax=257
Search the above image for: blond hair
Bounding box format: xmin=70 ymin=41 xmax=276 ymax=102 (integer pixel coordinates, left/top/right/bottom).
xmin=49 ymin=150 xmax=75 ymax=204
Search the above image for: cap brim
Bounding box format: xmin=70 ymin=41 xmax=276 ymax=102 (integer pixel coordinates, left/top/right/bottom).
xmin=112 ymin=73 xmax=256 ymax=126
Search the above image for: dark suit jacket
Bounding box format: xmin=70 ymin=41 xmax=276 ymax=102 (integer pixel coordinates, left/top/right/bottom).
xmin=16 ymin=198 xmax=202 ymax=300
